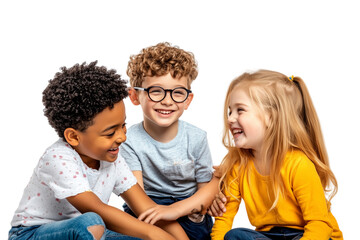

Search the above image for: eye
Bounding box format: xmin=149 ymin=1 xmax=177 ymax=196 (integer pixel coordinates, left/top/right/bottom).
xmin=173 ymin=88 xmax=186 ymax=96
xmin=149 ymin=87 xmax=163 ymax=95
xmin=106 ymin=132 xmax=115 ymax=137
xmin=237 ymin=108 xmax=244 ymax=113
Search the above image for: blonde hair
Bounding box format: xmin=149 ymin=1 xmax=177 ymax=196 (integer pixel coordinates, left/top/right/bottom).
xmin=127 ymin=42 xmax=198 ymax=88
xmin=220 ymin=70 xmax=338 ymax=210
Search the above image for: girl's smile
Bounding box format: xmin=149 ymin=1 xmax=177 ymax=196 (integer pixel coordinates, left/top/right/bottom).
xmin=231 ymin=128 xmax=244 ymax=138
xmin=228 ymin=88 xmax=267 ymax=154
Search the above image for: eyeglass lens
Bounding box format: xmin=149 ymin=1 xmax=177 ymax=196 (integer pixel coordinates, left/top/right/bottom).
xmin=148 ymin=87 xmax=189 ymax=103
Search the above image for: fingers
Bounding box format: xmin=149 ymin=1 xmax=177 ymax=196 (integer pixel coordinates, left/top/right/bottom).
xmin=215 ymin=194 xmax=226 ymax=213
xmin=144 ymin=210 xmax=159 ymax=224
xmin=138 ymin=207 xmax=166 ymax=225
xmin=207 ymin=192 xmax=228 ymax=217
xmin=148 ymin=213 xmax=161 ymax=225
xmin=218 ymin=192 xmax=227 ymax=211
xmin=138 ymin=207 xmax=155 ymax=221
xmin=208 ymin=203 xmax=218 ymax=217
xmin=213 ymin=166 xmax=222 ymax=178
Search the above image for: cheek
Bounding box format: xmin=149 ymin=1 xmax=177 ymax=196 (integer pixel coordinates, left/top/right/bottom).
xmin=139 ymin=92 xmax=152 ymax=104
xmin=140 ymin=97 xmax=154 ymax=109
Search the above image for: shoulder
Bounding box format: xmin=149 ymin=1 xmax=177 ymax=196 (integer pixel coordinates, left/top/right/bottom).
xmin=125 ymin=122 xmax=147 ymax=139
xmin=181 ymin=120 xmax=207 ymax=138
xmin=283 ymin=149 xmax=317 ymax=179
xmin=42 ymin=139 xmax=78 ymax=160
xmin=126 ymin=122 xmax=143 ymax=134
xmin=284 ymin=150 xmax=314 ymax=168
xmin=123 ymin=122 xmax=144 ymax=143
xmin=227 ymin=162 xmax=242 ymax=179
xmin=38 ymin=139 xmax=83 ymax=172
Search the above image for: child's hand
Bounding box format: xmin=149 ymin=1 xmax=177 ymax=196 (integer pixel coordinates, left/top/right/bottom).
xmin=213 ymin=166 xmax=222 ymax=178
xmin=207 ymin=192 xmax=227 ymax=217
xmin=138 ymin=205 xmax=182 ymax=225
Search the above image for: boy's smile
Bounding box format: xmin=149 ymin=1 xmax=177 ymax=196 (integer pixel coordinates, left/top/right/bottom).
xmin=72 ymin=101 xmax=127 ymax=169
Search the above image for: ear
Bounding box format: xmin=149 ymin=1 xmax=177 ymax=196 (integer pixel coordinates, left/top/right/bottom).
xmin=184 ymin=93 xmax=194 ymax=110
xmin=64 ymin=128 xmax=80 ymax=147
xmin=128 ymin=88 xmax=140 ymax=105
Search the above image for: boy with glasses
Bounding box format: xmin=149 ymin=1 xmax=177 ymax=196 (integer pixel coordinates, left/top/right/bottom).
xmin=121 ymin=43 xmax=216 ymax=240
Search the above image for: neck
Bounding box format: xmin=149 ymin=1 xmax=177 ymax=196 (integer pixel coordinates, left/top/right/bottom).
xmin=143 ymin=120 xmax=179 ymax=143
xmin=252 ymin=149 xmax=271 ymax=175
xmin=80 ymin=155 xmax=100 ymax=170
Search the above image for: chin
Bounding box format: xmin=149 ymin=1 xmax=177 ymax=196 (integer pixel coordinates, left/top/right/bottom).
xmin=155 ymin=119 xmax=178 ymax=128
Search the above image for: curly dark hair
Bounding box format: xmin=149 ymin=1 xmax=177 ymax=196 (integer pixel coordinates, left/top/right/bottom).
xmin=42 ymin=61 xmax=128 ymax=140
xmin=127 ymin=42 xmax=198 ymax=88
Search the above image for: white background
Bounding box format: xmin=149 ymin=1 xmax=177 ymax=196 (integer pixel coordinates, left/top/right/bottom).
xmin=1 ymin=1 xmax=359 ymax=238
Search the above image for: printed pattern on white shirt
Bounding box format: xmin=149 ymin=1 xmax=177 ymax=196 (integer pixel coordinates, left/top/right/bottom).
xmin=11 ymin=139 xmax=137 ymax=227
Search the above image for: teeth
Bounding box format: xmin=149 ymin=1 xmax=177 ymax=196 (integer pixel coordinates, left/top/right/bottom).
xmin=233 ymin=129 xmax=243 ymax=134
xmin=109 ymin=148 xmax=117 ymax=151
xmin=157 ymin=110 xmax=172 ymax=114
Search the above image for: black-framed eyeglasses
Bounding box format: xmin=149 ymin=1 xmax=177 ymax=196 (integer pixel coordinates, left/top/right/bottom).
xmin=133 ymin=86 xmax=192 ymax=103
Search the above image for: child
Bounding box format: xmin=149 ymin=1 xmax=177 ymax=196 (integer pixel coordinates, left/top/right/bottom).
xmin=120 ymin=42 xmax=215 ymax=240
xmin=210 ymin=70 xmax=343 ymax=240
xmin=8 ymin=61 xmax=188 ymax=240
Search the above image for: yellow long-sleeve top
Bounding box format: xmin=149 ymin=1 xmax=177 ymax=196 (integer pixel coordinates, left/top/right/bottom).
xmin=211 ymin=150 xmax=343 ymax=240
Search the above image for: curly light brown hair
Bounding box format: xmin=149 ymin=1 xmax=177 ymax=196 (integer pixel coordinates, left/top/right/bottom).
xmin=127 ymin=42 xmax=198 ymax=88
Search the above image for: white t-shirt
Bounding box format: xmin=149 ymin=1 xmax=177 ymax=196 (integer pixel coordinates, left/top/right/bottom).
xmin=11 ymin=139 xmax=137 ymax=227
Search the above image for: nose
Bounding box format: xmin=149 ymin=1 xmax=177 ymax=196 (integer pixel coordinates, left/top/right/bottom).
xmin=227 ymin=113 xmax=236 ymax=124
xmin=160 ymin=90 xmax=173 ymax=105
xmin=115 ymin=129 xmax=127 ymax=144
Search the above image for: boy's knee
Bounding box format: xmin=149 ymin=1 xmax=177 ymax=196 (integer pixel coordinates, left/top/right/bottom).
xmin=87 ymin=225 xmax=105 ymax=240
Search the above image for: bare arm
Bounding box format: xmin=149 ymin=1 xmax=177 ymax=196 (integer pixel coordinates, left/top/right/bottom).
xmin=132 ymin=170 xmax=144 ymax=189
xmin=128 ymin=172 xmax=188 ymax=239
xmin=67 ymin=184 xmax=188 ymax=240
xmin=139 ymin=176 xmax=220 ymax=224
xmin=122 ymin=183 xmax=188 ymax=240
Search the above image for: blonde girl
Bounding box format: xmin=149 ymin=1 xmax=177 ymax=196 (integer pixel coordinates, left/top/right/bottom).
xmin=211 ymin=70 xmax=343 ymax=240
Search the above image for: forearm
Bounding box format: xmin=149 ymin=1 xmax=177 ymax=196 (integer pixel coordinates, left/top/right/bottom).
xmin=67 ymin=192 xmax=175 ymax=240
xmin=122 ymin=184 xmax=188 ymax=240
xmin=156 ymin=220 xmax=189 ymax=240
xmin=99 ymin=204 xmax=169 ymax=239
xmin=173 ymin=176 xmax=219 ymax=216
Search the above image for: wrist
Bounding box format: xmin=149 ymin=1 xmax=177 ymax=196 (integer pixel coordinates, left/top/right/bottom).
xmin=170 ymin=201 xmax=188 ymax=217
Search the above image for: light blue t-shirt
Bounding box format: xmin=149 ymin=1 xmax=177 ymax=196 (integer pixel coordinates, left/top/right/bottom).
xmin=120 ymin=120 xmax=213 ymax=198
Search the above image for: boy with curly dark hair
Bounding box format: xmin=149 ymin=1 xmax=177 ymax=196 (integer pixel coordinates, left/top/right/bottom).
xmin=121 ymin=43 xmax=219 ymax=240
xmin=9 ymin=61 xmax=188 ymax=240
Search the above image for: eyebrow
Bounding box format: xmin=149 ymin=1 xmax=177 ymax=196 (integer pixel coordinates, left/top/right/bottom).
xmin=231 ymin=103 xmax=248 ymax=108
xmin=101 ymin=118 xmax=126 ymax=133
xmin=101 ymin=125 xmax=118 ymax=133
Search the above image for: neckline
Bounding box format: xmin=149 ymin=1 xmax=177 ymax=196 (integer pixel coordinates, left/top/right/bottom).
xmin=139 ymin=120 xmax=183 ymax=147
xmin=249 ymin=160 xmax=270 ymax=180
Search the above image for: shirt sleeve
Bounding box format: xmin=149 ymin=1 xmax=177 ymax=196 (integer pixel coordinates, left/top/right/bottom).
xmin=120 ymin=137 xmax=142 ymax=171
xmin=37 ymin=149 xmax=90 ymax=199
xmin=291 ymin=156 xmax=333 ymax=240
xmin=113 ymin=156 xmax=137 ymax=196
xmin=194 ymin=133 xmax=213 ymax=183
xmin=211 ymin=164 xmax=241 ymax=240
